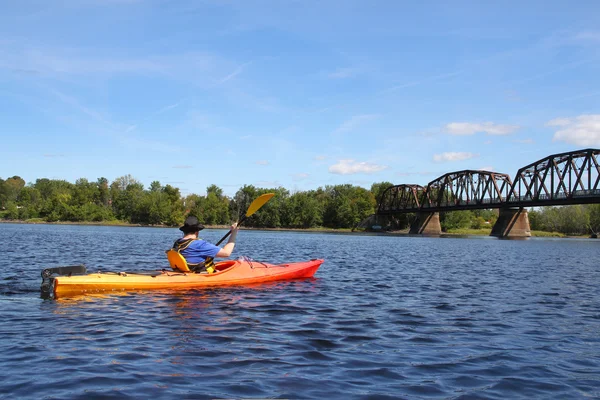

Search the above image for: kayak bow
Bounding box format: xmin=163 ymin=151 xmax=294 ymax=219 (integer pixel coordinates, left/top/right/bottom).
xmin=42 ymin=258 xmax=324 ymax=299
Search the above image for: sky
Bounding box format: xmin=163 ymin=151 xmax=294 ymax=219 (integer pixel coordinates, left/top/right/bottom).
xmin=1 ymin=0 xmax=599 ymax=197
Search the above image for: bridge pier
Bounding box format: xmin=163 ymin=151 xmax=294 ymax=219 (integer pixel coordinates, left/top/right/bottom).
xmin=490 ymin=208 xmax=531 ymax=238
xmin=409 ymin=212 xmax=441 ymax=235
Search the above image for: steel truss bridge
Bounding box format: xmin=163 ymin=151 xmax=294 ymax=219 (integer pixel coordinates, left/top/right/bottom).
xmin=377 ymin=148 xmax=600 ymax=215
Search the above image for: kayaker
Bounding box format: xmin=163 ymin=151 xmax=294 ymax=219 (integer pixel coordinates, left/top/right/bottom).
xmin=172 ymin=215 xmax=239 ymax=273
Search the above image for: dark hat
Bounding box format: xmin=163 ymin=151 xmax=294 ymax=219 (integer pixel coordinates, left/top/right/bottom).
xmin=179 ymin=215 xmax=205 ymax=233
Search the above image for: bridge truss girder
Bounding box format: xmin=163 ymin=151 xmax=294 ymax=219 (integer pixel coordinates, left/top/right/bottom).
xmin=377 ymin=184 xmax=424 ymax=214
xmin=508 ymin=148 xmax=600 ymax=206
xmin=420 ymin=170 xmax=514 ymax=212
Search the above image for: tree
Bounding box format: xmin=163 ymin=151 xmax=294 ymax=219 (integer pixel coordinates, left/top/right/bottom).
xmin=110 ymin=176 xmax=145 ymax=222
xmin=149 ymin=181 xmax=162 ymax=192
xmin=95 ymin=177 xmax=111 ymax=207
xmin=1 ymin=176 xmax=25 ymax=206
xmin=322 ymin=184 xmax=376 ymax=229
xmin=441 ymin=210 xmax=473 ymax=230
xmin=588 ymin=204 xmax=600 ymax=235
xmin=370 ymin=181 xmax=394 ymax=205
xmin=288 ymin=191 xmax=322 ymax=228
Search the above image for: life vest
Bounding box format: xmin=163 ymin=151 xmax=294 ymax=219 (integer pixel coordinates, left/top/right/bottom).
xmin=166 ymin=238 xmax=216 ymax=273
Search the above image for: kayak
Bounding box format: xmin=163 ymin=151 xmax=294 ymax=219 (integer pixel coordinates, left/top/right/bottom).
xmin=41 ymin=258 xmax=324 ymax=299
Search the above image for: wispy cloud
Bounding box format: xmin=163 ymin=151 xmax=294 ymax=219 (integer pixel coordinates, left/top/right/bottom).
xmin=47 ymin=87 xmax=113 ymax=126
xmin=333 ymin=114 xmax=379 ymax=135
xmin=327 ymin=67 xmax=360 ymax=79
xmin=216 ymin=61 xmax=252 ymax=85
xmin=573 ymin=31 xmax=600 ymax=42
xmin=559 ymin=91 xmax=600 ymax=103
xmin=292 ymin=173 xmax=309 ymax=181
xmin=157 ymin=101 xmax=182 ymax=114
xmin=382 ymin=71 xmax=461 ymax=93
xmin=513 ymin=138 xmax=534 ymax=144
xmin=329 ymin=159 xmax=388 ymax=175
xmin=43 ymin=153 xmax=66 ymax=158
xmin=549 ymin=114 xmax=600 ymax=146
xmin=547 ymin=118 xmax=571 ymax=127
xmin=255 ymin=180 xmax=280 ymax=187
xmin=433 ymin=152 xmax=479 ymax=163
xmin=396 ymin=171 xmax=438 ymax=177
xmin=313 ymin=155 xmax=327 ymax=161
xmin=445 ymin=122 xmax=520 ymax=135
xmin=173 ymin=165 xmax=193 ymax=169
xmin=255 ymin=160 xmax=269 ymax=165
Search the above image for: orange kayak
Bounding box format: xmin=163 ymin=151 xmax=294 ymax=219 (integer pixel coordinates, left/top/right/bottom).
xmin=43 ymin=258 xmax=324 ymax=299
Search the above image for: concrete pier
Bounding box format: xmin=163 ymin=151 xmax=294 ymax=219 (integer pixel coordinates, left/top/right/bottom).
xmin=490 ymin=207 xmax=531 ymax=238
xmin=409 ymin=212 xmax=441 ymax=235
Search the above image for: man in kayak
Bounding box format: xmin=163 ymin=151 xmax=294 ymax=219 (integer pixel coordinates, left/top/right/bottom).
xmin=172 ymin=215 xmax=239 ymax=273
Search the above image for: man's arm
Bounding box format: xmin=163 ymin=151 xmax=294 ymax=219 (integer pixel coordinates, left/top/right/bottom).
xmin=215 ymin=223 xmax=239 ymax=257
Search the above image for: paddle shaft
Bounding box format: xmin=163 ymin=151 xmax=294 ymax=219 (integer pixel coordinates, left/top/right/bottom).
xmin=215 ymin=214 xmax=248 ymax=246
xmin=213 ymin=193 xmax=274 ymax=246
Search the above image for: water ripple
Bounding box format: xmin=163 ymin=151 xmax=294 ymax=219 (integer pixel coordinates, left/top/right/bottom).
xmin=0 ymin=224 xmax=599 ymax=399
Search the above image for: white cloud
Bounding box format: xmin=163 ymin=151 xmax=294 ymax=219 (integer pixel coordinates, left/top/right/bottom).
xmin=333 ymin=114 xmax=379 ymax=135
xmin=255 ymin=160 xmax=269 ymax=165
xmin=574 ymin=31 xmax=600 ymax=42
xmin=313 ymin=155 xmax=327 ymax=161
xmin=549 ymin=114 xmax=600 ymax=146
xmin=445 ymin=122 xmax=520 ymax=135
xmin=292 ymin=173 xmax=309 ymax=181
xmin=383 ymin=71 xmax=461 ymax=93
xmin=328 ymin=159 xmax=388 ymax=175
xmin=157 ymin=102 xmax=181 ymax=114
xmin=327 ymin=67 xmax=359 ymax=79
xmin=433 ymin=152 xmax=479 ymax=163
xmin=216 ymin=61 xmax=252 ymax=85
xmin=255 ymin=180 xmax=279 ymax=187
xmin=547 ymin=118 xmax=570 ymax=127
xmin=479 ymin=166 xmax=495 ymax=171
xmin=396 ymin=171 xmax=436 ymax=177
xmin=513 ymin=138 xmax=534 ymax=144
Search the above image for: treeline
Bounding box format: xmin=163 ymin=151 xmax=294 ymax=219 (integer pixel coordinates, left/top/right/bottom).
xmin=440 ymin=206 xmax=600 ymax=235
xmin=0 ymin=175 xmax=391 ymax=229
xmin=1 ymin=175 xmax=599 ymax=235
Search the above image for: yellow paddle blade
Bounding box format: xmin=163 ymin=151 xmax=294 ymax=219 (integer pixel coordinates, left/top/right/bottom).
xmin=245 ymin=193 xmax=275 ymax=217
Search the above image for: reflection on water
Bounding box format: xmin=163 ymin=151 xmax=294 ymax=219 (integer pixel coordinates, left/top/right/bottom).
xmin=0 ymin=223 xmax=599 ymax=399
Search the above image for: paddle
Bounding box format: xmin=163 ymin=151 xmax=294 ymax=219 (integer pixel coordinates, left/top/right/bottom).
xmin=215 ymin=192 xmax=275 ymax=246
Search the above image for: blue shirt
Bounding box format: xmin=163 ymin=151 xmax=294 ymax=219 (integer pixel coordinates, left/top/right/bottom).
xmin=177 ymin=239 xmax=220 ymax=265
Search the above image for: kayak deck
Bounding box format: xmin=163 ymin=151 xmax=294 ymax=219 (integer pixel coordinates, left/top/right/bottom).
xmin=48 ymin=258 xmax=323 ymax=298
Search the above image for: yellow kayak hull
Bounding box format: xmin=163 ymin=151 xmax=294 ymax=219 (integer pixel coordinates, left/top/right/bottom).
xmin=51 ymin=259 xmax=324 ymax=298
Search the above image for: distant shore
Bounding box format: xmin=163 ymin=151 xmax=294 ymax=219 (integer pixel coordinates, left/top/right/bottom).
xmin=0 ymin=219 xmax=352 ymax=233
xmin=1 ymin=218 xmax=595 ymax=238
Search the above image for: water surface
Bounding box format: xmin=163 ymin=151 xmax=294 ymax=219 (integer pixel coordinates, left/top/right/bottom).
xmin=0 ymin=223 xmax=599 ymax=399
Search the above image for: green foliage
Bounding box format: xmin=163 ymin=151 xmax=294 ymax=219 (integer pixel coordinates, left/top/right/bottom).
xmin=441 ymin=211 xmax=473 ymax=231
xmin=589 ymin=204 xmax=600 ymax=235
xmin=288 ymin=191 xmax=323 ymax=228
xmin=2 ymin=173 xmax=598 ymax=235
xmin=0 ymin=176 xmax=25 ymax=208
xmin=530 ymin=205 xmax=594 ymax=236
xmin=370 ymin=181 xmax=394 ymax=204
xmin=322 ymin=184 xmax=376 ymax=229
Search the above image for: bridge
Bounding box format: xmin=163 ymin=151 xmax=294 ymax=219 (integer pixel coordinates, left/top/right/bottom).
xmin=375 ymin=148 xmax=600 ymax=237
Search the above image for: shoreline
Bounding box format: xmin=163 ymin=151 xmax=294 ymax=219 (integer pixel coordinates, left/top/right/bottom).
xmin=0 ymin=219 xmax=595 ymax=238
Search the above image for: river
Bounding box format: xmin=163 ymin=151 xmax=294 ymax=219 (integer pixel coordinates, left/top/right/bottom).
xmin=0 ymin=223 xmax=598 ymax=399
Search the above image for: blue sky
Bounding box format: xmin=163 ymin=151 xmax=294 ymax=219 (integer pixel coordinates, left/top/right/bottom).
xmin=1 ymin=0 xmax=599 ymax=197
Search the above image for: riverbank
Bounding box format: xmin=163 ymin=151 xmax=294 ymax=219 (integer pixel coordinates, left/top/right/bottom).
xmin=0 ymin=219 xmax=353 ymax=233
xmin=0 ymin=219 xmax=592 ymax=238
